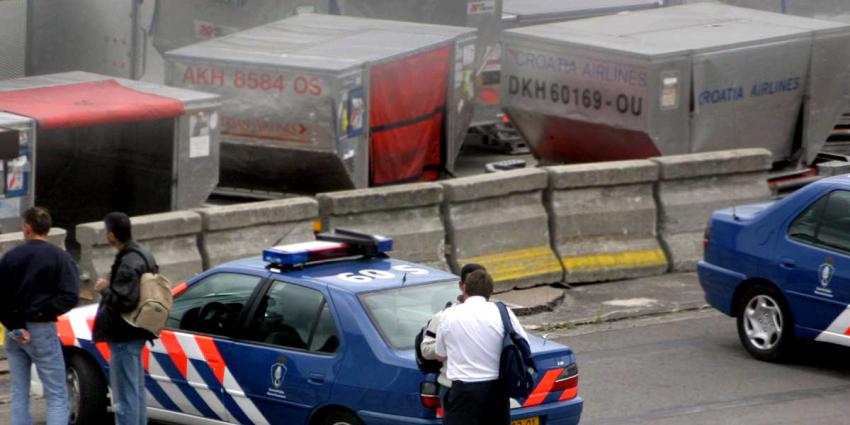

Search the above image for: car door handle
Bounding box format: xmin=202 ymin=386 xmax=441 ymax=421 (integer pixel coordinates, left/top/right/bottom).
xmin=779 ymin=258 xmax=796 ymax=269
xmin=308 ymin=373 xmax=325 ymax=385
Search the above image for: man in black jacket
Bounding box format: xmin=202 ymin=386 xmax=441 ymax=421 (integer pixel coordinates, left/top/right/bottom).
xmin=0 ymin=207 xmax=79 ymax=425
xmin=93 ymin=212 xmax=157 ymax=425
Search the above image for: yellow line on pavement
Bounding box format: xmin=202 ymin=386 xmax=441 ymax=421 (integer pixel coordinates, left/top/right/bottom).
xmin=562 ymin=249 xmax=668 ymax=271
xmin=461 ymin=245 xmax=563 ymax=282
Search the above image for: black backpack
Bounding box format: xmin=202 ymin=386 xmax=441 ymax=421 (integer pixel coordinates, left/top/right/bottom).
xmin=414 ymin=323 xmax=443 ymax=374
xmin=496 ymin=302 xmax=538 ymax=399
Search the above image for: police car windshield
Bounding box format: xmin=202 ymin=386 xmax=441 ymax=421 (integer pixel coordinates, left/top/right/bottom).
xmin=359 ymin=280 xmax=460 ymax=350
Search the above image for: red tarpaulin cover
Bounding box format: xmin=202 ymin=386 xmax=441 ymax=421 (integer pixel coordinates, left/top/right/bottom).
xmin=369 ymin=45 xmax=451 ymax=185
xmin=0 ymin=80 xmax=185 ymax=129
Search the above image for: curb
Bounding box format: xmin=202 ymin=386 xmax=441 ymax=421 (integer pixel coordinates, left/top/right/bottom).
xmin=525 ymin=301 xmax=710 ymax=332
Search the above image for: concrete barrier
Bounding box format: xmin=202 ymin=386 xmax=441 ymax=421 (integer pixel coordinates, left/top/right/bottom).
xmin=546 ymin=160 xmax=668 ymax=283
xmin=77 ymin=211 xmax=203 ymax=287
xmin=318 ymin=183 xmax=447 ymax=270
xmin=652 ymin=148 xmax=772 ymax=272
xmin=441 ymin=168 xmax=563 ymax=291
xmin=197 ymin=197 xmax=318 ymax=269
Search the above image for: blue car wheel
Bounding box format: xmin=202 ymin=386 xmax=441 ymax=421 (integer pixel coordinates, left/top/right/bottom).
xmin=736 ymin=284 xmax=795 ymax=362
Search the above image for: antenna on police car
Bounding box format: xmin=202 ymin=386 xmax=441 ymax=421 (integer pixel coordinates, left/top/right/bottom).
xmin=272 ymin=225 xmax=298 ymax=247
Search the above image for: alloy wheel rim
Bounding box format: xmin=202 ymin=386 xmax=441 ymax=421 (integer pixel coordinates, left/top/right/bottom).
xmin=66 ymin=367 xmax=81 ymax=423
xmin=743 ymin=294 xmax=783 ymax=350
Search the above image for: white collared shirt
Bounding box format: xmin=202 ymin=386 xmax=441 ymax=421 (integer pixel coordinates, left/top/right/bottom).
xmin=435 ymin=296 xmax=529 ymax=382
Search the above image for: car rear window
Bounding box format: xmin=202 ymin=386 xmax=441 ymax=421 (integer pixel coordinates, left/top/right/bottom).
xmin=359 ymin=280 xmax=460 ymax=350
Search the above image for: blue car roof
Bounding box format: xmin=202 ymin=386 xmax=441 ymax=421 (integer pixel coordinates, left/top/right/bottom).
xmin=215 ymin=255 xmax=459 ymax=294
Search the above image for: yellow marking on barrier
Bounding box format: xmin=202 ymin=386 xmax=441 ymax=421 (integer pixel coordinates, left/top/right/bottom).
xmin=0 ymin=324 xmax=4 ymax=347
xmin=461 ymin=246 xmax=562 ymax=282
xmin=562 ymin=249 xmax=668 ymax=271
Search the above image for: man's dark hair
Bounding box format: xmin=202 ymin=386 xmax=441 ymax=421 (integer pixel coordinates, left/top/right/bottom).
xmin=464 ymin=269 xmax=494 ymax=300
xmin=23 ymin=207 xmax=51 ymax=235
xmin=104 ymin=212 xmax=132 ymax=243
xmin=460 ymin=263 xmax=485 ymax=283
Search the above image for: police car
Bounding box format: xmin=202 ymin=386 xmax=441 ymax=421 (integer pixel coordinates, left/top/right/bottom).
xmin=55 ymin=229 xmax=583 ymax=425
xmin=700 ymin=175 xmax=850 ymax=361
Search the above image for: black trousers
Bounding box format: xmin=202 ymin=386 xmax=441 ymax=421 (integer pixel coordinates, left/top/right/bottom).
xmin=444 ymin=379 xmax=510 ymax=425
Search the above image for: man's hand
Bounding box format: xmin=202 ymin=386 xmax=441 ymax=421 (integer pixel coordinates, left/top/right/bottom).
xmin=9 ymin=329 xmax=31 ymax=345
xmin=94 ymin=278 xmax=110 ymax=292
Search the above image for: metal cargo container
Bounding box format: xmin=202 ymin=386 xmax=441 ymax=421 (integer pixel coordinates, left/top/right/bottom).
xmin=0 ymin=0 xmax=27 ymax=79
xmin=165 ymin=13 xmax=477 ymax=193
xmin=668 ymin=1 xmax=850 ymax=21
xmin=0 ymin=72 xmax=220 ymax=230
xmin=501 ymin=3 xmax=850 ymax=165
xmin=27 ymin=0 xmax=145 ymax=79
xmin=470 ymin=0 xmax=662 ymax=153
xmin=151 ymin=0 xmax=330 ymax=55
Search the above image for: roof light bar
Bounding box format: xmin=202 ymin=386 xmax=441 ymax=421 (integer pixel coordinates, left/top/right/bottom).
xmin=263 ymin=229 xmax=393 ymax=267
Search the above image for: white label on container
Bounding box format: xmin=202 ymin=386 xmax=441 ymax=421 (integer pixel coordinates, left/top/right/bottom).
xmin=190 ymin=113 xmax=211 ymax=158
xmin=191 ymin=135 xmax=210 ymax=158
xmin=463 ymin=45 xmax=476 ymax=67
xmin=660 ymin=74 xmax=679 ymax=110
xmin=467 ymin=1 xmax=496 ymax=15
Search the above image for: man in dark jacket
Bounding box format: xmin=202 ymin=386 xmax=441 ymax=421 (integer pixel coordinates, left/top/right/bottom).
xmin=0 ymin=207 xmax=79 ymax=425
xmin=93 ymin=212 xmax=157 ymax=425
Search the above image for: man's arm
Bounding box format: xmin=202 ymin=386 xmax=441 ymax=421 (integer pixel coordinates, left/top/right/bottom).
xmin=0 ymin=256 xmax=24 ymax=330
xmin=420 ymin=313 xmax=442 ymax=360
xmin=100 ymin=255 xmax=143 ymax=313
xmin=508 ymin=308 xmax=529 ymax=340
xmin=45 ymin=253 xmax=80 ymax=317
xmin=434 ymin=313 xmax=450 ymax=362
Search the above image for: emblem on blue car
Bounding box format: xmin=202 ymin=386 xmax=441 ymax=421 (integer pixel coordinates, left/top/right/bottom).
xmin=816 ymin=258 xmax=835 ymax=298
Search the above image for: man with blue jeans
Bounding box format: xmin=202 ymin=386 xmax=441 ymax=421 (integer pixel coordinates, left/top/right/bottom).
xmin=93 ymin=212 xmax=157 ymax=425
xmin=0 ymin=207 xmax=80 ymax=425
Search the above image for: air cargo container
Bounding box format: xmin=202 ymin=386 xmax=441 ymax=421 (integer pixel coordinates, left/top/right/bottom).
xmin=501 ymin=3 xmax=850 ymax=165
xmin=0 ymin=72 xmax=220 ymax=230
xmin=165 ymin=13 xmax=476 ymax=193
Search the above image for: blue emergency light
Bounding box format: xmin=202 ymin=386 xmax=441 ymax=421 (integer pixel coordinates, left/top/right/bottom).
xmin=263 ymin=229 xmax=393 ymax=267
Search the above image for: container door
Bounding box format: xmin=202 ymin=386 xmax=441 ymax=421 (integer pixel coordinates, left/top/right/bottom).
xmin=27 ymin=0 xmax=142 ymax=78
xmin=369 ymin=45 xmax=451 ymax=185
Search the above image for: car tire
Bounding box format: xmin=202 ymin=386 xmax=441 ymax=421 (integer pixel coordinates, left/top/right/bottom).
xmin=66 ymin=353 xmax=109 ymax=425
xmin=736 ymin=284 xmax=795 ymax=362
xmin=316 ymin=410 xmax=364 ymax=425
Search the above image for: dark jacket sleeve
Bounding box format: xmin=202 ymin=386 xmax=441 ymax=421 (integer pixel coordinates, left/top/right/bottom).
xmin=0 ymin=256 xmax=23 ymax=330
xmin=101 ymin=252 xmax=146 ymax=314
xmin=44 ymin=252 xmax=80 ymax=317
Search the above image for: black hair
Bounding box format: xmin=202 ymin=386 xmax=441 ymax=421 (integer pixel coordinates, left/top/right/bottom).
xmin=464 ymin=269 xmax=494 ymax=300
xmin=104 ymin=212 xmax=132 ymax=243
xmin=460 ymin=263 xmax=485 ymax=283
xmin=23 ymin=207 xmax=51 ymax=236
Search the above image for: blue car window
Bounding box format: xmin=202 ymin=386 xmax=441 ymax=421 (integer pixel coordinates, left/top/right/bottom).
xmin=245 ymin=281 xmax=330 ymax=352
xmin=359 ymin=280 xmax=460 ymax=350
xmin=167 ymin=273 xmax=262 ymax=337
xmin=309 ymin=303 xmax=339 ymax=353
xmin=814 ymin=190 xmax=850 ymax=253
xmin=788 ymin=194 xmax=828 ymax=244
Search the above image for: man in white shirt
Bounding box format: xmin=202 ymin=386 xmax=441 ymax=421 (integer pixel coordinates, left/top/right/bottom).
xmin=420 ymin=263 xmax=485 ymax=408
xmin=435 ymin=269 xmax=528 ymax=425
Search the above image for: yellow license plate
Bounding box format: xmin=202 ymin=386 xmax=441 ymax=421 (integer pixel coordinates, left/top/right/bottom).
xmin=512 ymin=416 xmax=540 ymax=425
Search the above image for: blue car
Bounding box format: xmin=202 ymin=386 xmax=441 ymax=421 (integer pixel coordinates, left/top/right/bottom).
xmin=54 ymin=230 xmax=583 ymax=424
xmin=699 ymin=175 xmax=850 ymax=361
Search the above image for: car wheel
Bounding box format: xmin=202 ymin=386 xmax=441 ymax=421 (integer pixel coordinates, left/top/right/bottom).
xmin=66 ymin=353 xmax=108 ymax=425
xmin=736 ymin=284 xmax=795 ymax=361
xmin=316 ymin=410 xmax=364 ymax=425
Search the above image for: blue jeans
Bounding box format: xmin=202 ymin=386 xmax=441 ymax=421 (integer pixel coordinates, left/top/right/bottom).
xmin=5 ymin=322 xmax=69 ymax=425
xmin=109 ymin=339 xmax=147 ymax=425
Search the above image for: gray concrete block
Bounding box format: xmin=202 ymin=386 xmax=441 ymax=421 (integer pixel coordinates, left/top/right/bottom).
xmin=76 ymin=211 xmax=203 ymax=287
xmin=817 ymin=160 xmax=850 ymax=177
xmin=0 ymin=228 xmax=66 ymax=255
xmin=441 ymin=168 xmax=548 ymax=203
xmin=547 ymin=160 xmax=658 ymax=189
xmin=652 ymin=148 xmax=772 ymax=180
xmin=196 ymin=198 xmax=317 ymax=268
xmin=320 ymin=183 xmax=447 ymax=269
xmin=318 ymin=183 xmax=442 ymax=214
xmin=549 ymin=182 xmax=668 ymax=283
xmin=444 ymin=190 xmax=563 ymax=291
xmin=664 ymin=232 xmax=705 ymax=272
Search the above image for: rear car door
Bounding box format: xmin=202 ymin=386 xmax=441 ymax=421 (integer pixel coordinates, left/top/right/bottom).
xmin=225 ymin=279 xmax=343 ymax=423
xmin=782 ymin=190 xmax=850 ymax=334
xmin=151 ymin=271 xmax=266 ymax=423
